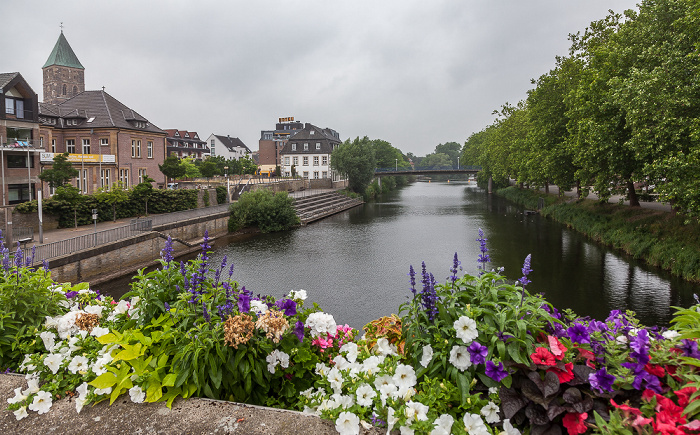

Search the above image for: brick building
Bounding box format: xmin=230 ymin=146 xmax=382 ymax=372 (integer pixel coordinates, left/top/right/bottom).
xmin=0 ymin=72 xmax=43 ymax=205
xmin=258 ymin=118 xmax=304 ymax=168
xmin=165 ymin=130 xmax=209 ymax=159
xmin=38 ymin=32 xmax=166 ymax=194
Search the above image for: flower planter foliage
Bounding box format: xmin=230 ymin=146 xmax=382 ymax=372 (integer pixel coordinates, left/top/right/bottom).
xmin=1 ymin=230 xmax=699 ymax=434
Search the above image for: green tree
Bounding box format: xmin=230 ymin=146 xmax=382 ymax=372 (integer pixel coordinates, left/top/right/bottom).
xmin=371 ymin=139 xmax=406 ymax=169
xmin=331 ymin=136 xmax=377 ymax=194
xmin=434 ymin=142 xmax=462 ymax=168
xmin=199 ymin=160 xmax=220 ymax=186
xmin=53 ymin=185 xmax=85 ymax=229
xmin=239 ymin=156 xmax=258 ymax=175
xmin=38 ymin=153 xmax=79 ymax=188
xmin=158 ymin=155 xmax=187 ymax=182
xmin=132 ymin=175 xmax=156 ymax=215
xmin=94 ymin=182 xmax=129 ymax=222
xmin=180 ymin=157 xmax=201 ymax=179
xmin=421 ymin=153 xmax=453 ymax=169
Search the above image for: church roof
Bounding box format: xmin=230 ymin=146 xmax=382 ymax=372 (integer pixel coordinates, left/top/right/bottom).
xmin=43 ymin=32 xmax=84 ymax=70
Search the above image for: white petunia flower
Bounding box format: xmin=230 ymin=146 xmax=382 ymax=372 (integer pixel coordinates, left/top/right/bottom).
xmin=662 ymin=330 xmax=681 ymax=340
xmin=393 ymin=364 xmax=417 ymax=389
xmin=480 ymin=401 xmax=501 ymax=424
xmin=432 ymin=414 xmax=454 ymax=435
xmin=375 ymin=338 xmax=397 ymax=356
xmin=315 ymin=362 xmax=329 ymax=377
xmin=420 ymin=344 xmax=434 ymax=368
xmin=340 ymin=342 xmax=358 ymax=363
xmin=463 ymin=413 xmax=489 ymax=435
xmin=44 ymin=353 xmax=64 ymax=374
xmin=288 ymin=289 xmax=307 ymax=301
xmin=615 ymin=335 xmax=629 ymax=345
xmin=361 ymin=355 xmax=382 ymax=375
xmin=13 ymin=406 xmax=28 ymax=420
xmin=94 ymin=387 xmax=112 ymax=396
xmin=503 ymin=419 xmax=522 ymax=435
xmin=327 ymin=367 xmax=344 ymax=394
xmin=449 ymin=345 xmax=472 ymax=371
xmin=84 ymin=305 xmax=104 ymax=317
xmin=39 ymin=331 xmax=57 ymax=352
xmin=90 ymin=326 xmax=110 ymax=338
xmin=387 ymin=407 xmax=397 ymax=432
xmin=335 ymin=411 xmax=360 ymax=435
xmin=129 ymin=385 xmax=145 ymax=403
xmin=454 ymin=316 xmax=479 ymax=344
xmin=400 ymin=426 xmax=415 ymax=435
xmin=355 ymin=383 xmax=376 ymax=407
xmin=23 ymin=378 xmax=40 ymax=395
xmin=68 ymin=355 xmax=90 ymax=374
xmin=333 ymin=393 xmax=354 ymax=409
xmin=7 ymin=387 xmax=27 ymax=405
xmin=28 ymin=390 xmax=53 ymax=414
xmin=249 ymin=300 xmax=268 ymax=315
xmin=404 ymin=401 xmax=429 ymax=422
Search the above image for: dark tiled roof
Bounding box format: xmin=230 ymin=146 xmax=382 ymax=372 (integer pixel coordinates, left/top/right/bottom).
xmin=43 ymin=32 xmax=84 ymax=69
xmin=281 ymin=123 xmax=341 ymax=155
xmin=214 ymin=135 xmax=251 ymax=153
xmin=0 ymin=72 xmax=19 ymax=89
xmin=38 ymin=90 xmax=164 ymax=134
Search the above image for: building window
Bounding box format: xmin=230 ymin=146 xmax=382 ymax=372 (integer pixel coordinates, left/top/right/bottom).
xmin=284 ymin=156 xmax=290 ymax=165
xmin=147 ymin=141 xmax=153 ymax=158
xmin=303 ymin=143 xmax=309 ymax=151
xmin=316 ymin=143 xmax=320 ymax=150
xmin=322 ymin=171 xmax=328 ymax=178
xmin=303 ymin=171 xmax=309 ymax=178
xmin=62 ymin=84 xmax=67 ymax=95
xmin=4 ymin=99 xmax=14 ymax=114
xmin=303 ymin=156 xmax=309 ymax=166
xmin=51 ymin=139 xmax=56 ymax=153
xmin=101 ymin=169 xmax=111 ymax=190
xmin=314 ymin=171 xmax=319 ymax=179
xmin=7 ymin=155 xmax=33 ymax=168
xmin=138 ymin=169 xmax=147 ymax=184
xmin=8 ymin=184 xmax=34 ymax=204
xmin=82 ymin=139 xmax=90 ymax=154
xmin=292 ymin=156 xmax=298 ymax=166
xmin=291 ymin=143 xmax=296 ymax=151
xmin=313 ymin=156 xmax=319 ymax=166
xmin=119 ymin=169 xmax=129 ymax=187
xmin=322 ymin=156 xmax=328 ymax=166
xmin=66 ymin=139 xmax=75 ymax=153
xmin=100 ymin=138 xmax=109 ymax=147
xmin=137 ymin=140 xmax=141 ymax=157
xmin=76 ymin=169 xmax=88 ymax=193
xmin=131 ymin=140 xmax=136 ymax=157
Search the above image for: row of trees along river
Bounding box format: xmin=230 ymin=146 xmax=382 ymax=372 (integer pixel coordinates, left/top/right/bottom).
xmin=101 ymin=181 xmax=700 ymax=331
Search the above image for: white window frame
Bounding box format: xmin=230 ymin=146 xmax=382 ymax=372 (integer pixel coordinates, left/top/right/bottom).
xmin=51 ymin=139 xmax=56 ymax=153
xmin=292 ymin=156 xmax=298 ymax=166
xmin=303 ymin=156 xmax=309 ymax=166
xmin=291 ymin=143 xmax=296 ymax=151
xmin=147 ymin=141 xmax=153 ymax=158
xmin=137 ymin=140 xmax=141 ymax=158
xmin=303 ymin=143 xmax=309 ymax=151
xmin=100 ymin=138 xmax=109 ymax=147
xmin=284 ymin=156 xmax=290 ymax=165
xmin=131 ymin=140 xmax=136 ymax=157
xmin=313 ymin=156 xmax=319 ymax=166
xmin=101 ymin=169 xmax=111 ymax=190
xmin=82 ymin=138 xmax=90 ymax=154
xmin=66 ymin=139 xmax=75 ymax=153
xmin=316 ymin=143 xmax=320 ymax=150
xmin=322 ymin=156 xmax=328 ymax=165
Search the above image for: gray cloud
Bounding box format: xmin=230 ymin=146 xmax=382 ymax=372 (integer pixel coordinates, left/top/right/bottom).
xmin=2 ymin=0 xmax=639 ymax=156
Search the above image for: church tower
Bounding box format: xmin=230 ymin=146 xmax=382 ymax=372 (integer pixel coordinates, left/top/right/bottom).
xmin=42 ymin=31 xmax=85 ymax=104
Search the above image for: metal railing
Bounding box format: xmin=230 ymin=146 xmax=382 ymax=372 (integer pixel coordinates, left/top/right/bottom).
xmin=19 ymin=204 xmax=231 ymax=265
xmin=13 ymin=227 xmax=34 ymax=242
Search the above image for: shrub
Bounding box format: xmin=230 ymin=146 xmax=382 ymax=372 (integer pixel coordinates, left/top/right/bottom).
xmin=215 ymin=186 xmax=227 ymax=204
xmin=228 ymin=190 xmax=299 ymax=233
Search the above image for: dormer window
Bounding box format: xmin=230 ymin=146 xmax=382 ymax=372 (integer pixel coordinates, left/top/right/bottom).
xmin=292 ymin=143 xmax=296 ymax=151
xmin=310 ymin=131 xmax=315 ymax=135
xmin=184 ymin=133 xmax=190 ymax=138
xmin=303 ymin=143 xmax=309 ymax=151
xmin=175 ymin=132 xmax=180 ymax=137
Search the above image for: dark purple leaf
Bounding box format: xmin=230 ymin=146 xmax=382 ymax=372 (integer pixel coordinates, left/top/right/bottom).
xmin=572 ymin=364 xmax=595 ymax=384
xmin=500 ymin=387 xmax=528 ymax=419
xmin=563 ymin=387 xmax=582 ymax=404
xmin=543 ymin=371 xmax=561 ymax=397
xmin=546 ymin=403 xmax=568 ymax=421
xmin=522 ymin=379 xmax=546 ymax=406
xmin=525 ymin=404 xmax=550 ymax=426
xmin=572 ymin=397 xmax=594 ymax=414
xmin=531 ymin=423 xmax=563 ymax=435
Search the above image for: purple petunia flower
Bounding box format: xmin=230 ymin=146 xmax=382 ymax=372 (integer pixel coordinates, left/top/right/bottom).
xmin=65 ymin=291 xmax=78 ymax=299
xmin=275 ymin=298 xmax=297 ymax=316
xmin=589 ymin=367 xmax=615 ymax=394
xmin=679 ymin=339 xmax=700 ymax=359
xmin=485 ymin=360 xmax=508 ymax=382
xmin=467 ymin=341 xmax=488 ymax=366
xmin=237 ymin=286 xmax=251 ymax=313
xmin=293 ymin=321 xmax=305 ymax=342
xmin=567 ymin=323 xmax=591 ymax=344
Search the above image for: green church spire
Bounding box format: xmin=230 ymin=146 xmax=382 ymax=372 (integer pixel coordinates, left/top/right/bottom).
xmin=43 ymin=32 xmax=84 ymax=70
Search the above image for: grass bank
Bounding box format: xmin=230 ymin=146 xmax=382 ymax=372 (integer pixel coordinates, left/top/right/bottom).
xmin=497 ymin=186 xmax=700 ymax=282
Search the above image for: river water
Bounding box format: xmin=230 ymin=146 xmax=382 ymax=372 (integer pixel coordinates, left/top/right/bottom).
xmin=101 ymin=181 xmax=699 ymax=330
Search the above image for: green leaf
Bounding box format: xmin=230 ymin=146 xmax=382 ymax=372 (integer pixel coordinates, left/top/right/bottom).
xmin=162 ymin=373 xmax=177 ymax=387
xmin=114 ymin=343 xmax=144 ymax=361
xmin=89 ymin=372 xmax=118 ymax=389
xmin=456 ymin=372 xmax=470 ymax=406
xmin=146 ymin=381 xmax=163 ymax=402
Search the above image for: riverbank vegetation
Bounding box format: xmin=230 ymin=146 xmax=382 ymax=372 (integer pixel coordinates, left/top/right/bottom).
xmin=498 ymin=186 xmax=700 ymax=283
xmin=461 ymin=0 xmax=700 ymax=220
xmin=228 ymin=189 xmax=299 ymax=233
xmin=2 ymin=231 xmax=699 ymax=434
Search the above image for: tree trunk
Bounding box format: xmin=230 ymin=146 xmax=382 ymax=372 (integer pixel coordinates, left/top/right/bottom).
xmin=627 ymin=180 xmax=640 ymax=207
xmin=576 ymin=180 xmax=581 ymax=199
xmin=545 ymin=181 xmax=549 ymax=194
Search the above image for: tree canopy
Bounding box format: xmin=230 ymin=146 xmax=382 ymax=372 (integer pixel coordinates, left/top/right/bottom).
xmin=38 ymin=153 xmax=79 ymax=189
xmin=331 ymin=136 xmax=377 ymax=194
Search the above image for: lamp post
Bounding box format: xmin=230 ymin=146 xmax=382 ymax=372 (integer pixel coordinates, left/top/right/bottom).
xmin=224 ymin=166 xmax=230 ymax=203
xmin=457 ymin=156 xmax=460 ymax=170
xmin=395 ymin=158 xmax=397 ymax=171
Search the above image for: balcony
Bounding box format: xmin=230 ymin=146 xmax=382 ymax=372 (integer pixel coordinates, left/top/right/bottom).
xmin=1 ymin=138 xmax=44 ymax=151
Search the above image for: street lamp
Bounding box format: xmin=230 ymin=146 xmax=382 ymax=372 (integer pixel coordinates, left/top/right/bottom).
xmin=395 ymin=158 xmax=397 ymax=171
xmin=457 ymin=156 xmax=460 ymax=169
xmin=224 ymin=166 xmax=230 ymax=203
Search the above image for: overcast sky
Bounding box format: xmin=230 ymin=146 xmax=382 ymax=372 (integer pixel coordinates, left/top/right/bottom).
xmin=3 ymin=0 xmax=639 ymax=157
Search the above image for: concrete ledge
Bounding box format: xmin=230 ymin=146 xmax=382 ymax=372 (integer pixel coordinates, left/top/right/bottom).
xmin=0 ymin=374 xmax=382 ymax=434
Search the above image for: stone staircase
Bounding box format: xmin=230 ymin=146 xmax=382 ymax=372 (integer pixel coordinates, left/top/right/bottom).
xmin=292 ymin=192 xmax=364 ymax=224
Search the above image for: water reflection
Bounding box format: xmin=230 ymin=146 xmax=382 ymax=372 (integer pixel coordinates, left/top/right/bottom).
xmin=99 ymin=182 xmax=699 ymax=329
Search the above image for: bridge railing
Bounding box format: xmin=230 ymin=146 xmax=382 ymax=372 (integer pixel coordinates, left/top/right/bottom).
xmin=374 ymin=165 xmax=481 ymax=173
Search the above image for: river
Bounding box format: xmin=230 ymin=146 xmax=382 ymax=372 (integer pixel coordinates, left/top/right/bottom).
xmin=101 ymin=181 xmax=699 ymax=330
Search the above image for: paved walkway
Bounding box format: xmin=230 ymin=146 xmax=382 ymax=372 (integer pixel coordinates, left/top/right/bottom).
xmin=538 ymin=185 xmax=673 ymax=212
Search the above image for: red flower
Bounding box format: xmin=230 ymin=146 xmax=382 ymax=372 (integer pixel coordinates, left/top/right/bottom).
xmin=610 ymin=399 xmax=642 ymax=417
xmin=562 ymin=412 xmax=588 ymax=435
xmin=531 ymin=347 xmax=556 ymax=366
xmin=665 ymin=365 xmax=682 ymax=382
xmin=548 ymin=335 xmax=568 ymax=360
xmin=575 ymin=347 xmax=596 ymax=368
xmin=674 ymin=386 xmax=698 ymax=408
xmin=641 ymin=389 xmax=656 ymax=401
xmin=548 ymin=362 xmax=574 ymax=383
xmin=644 ymin=363 xmax=665 ymax=378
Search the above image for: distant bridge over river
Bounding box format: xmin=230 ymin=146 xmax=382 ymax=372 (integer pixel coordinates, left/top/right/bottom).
xmin=374 ymin=166 xmax=481 ymax=176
